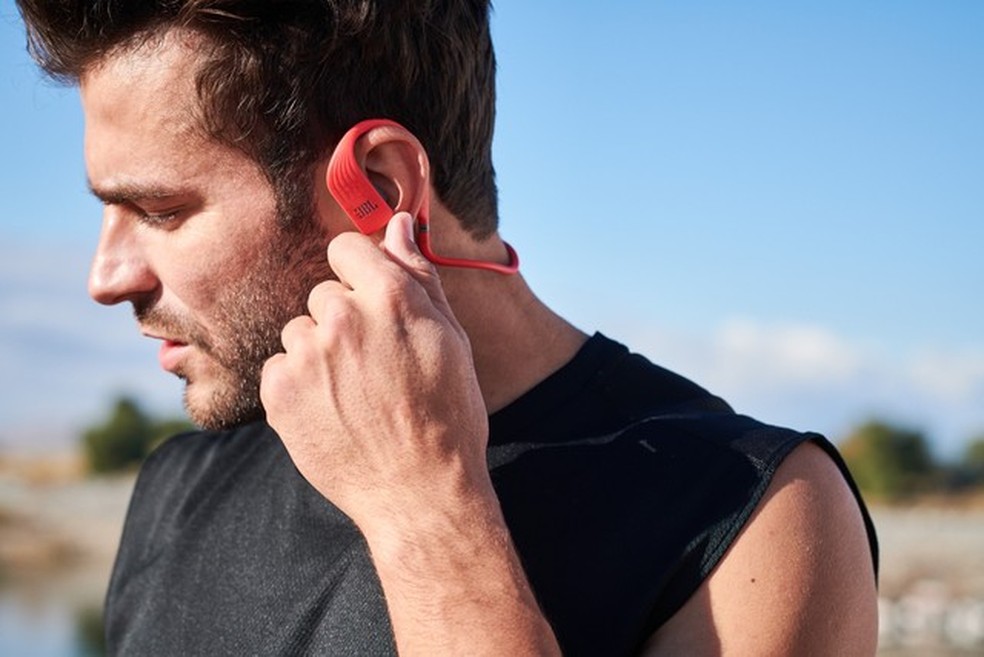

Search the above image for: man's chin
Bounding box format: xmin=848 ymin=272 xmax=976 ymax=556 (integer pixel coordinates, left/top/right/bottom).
xmin=182 ymin=378 xmax=266 ymax=431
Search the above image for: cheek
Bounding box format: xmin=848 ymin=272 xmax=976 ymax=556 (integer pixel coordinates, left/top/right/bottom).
xmin=166 ymin=260 xmax=232 ymax=318
xmin=215 ymin=235 xmax=314 ymax=324
xmin=164 ymin=221 xmax=280 ymax=315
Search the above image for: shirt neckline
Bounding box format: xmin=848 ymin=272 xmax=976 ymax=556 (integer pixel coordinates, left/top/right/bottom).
xmin=487 ymin=332 xmax=627 ymax=445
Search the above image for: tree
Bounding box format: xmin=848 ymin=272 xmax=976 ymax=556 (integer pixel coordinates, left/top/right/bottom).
xmin=839 ymin=419 xmax=936 ymax=501
xmin=81 ymin=397 xmax=194 ymax=473
xmin=956 ymin=435 xmax=984 ymax=488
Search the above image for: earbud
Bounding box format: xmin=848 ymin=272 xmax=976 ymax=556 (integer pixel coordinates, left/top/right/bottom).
xmin=326 ymin=119 xmax=404 ymax=236
xmin=326 ymin=118 xmax=519 ymax=275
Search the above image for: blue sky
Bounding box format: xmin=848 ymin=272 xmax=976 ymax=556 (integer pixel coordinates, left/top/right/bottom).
xmin=1 ymin=2 xmax=982 ymax=457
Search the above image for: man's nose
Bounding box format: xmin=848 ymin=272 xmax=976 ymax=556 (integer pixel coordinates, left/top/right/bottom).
xmin=88 ymin=211 xmax=158 ymax=306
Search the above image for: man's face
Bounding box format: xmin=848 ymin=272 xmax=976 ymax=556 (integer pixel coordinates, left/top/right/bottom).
xmin=81 ymin=32 xmax=334 ymax=430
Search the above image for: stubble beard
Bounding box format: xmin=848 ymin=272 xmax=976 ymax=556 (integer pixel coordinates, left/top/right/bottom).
xmin=138 ymin=218 xmax=332 ymax=431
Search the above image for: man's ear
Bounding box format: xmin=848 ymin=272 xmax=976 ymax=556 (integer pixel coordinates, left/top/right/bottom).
xmin=348 ymin=123 xmax=430 ymax=226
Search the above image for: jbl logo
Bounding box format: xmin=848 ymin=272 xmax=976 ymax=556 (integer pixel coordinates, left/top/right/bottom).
xmin=354 ymin=199 xmax=378 ymax=219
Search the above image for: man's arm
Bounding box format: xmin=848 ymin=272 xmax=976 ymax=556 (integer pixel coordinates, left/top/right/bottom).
xmin=642 ymin=441 xmax=879 ymax=656
xmin=261 ymin=213 xmax=560 ymax=656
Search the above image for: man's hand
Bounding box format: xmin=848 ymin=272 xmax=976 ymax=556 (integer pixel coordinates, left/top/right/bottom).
xmin=260 ymin=212 xmax=560 ymax=655
xmin=260 ymin=212 xmax=491 ymax=530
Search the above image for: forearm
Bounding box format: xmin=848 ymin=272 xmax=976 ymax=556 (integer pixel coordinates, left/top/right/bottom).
xmin=362 ymin=486 xmax=561 ymax=656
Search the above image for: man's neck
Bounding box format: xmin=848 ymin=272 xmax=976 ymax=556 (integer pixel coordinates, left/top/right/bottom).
xmin=441 ymin=265 xmax=588 ymax=414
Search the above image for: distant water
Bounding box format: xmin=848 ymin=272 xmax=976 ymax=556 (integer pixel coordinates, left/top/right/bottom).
xmin=0 ymin=573 xmax=106 ymax=657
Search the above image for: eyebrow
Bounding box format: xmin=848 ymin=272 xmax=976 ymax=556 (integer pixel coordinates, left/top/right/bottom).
xmin=88 ymin=181 xmax=183 ymax=205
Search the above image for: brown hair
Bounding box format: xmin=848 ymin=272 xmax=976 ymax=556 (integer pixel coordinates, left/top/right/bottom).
xmin=16 ymin=0 xmax=499 ymax=237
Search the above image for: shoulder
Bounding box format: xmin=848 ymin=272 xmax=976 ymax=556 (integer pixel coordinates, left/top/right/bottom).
xmin=642 ymin=440 xmax=879 ymax=656
xmin=493 ymin=335 xmax=877 ymax=653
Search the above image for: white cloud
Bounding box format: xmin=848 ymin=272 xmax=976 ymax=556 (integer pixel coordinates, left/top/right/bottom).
xmin=614 ymin=317 xmax=984 ymax=459
xmin=711 ymin=318 xmax=864 ymax=389
xmin=907 ymin=349 xmax=984 ymax=406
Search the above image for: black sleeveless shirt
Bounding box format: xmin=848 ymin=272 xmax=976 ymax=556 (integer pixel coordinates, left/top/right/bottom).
xmin=105 ymin=333 xmax=877 ymax=656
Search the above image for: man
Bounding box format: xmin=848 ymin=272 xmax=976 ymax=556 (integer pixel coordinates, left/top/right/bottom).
xmin=17 ymin=1 xmax=878 ymax=655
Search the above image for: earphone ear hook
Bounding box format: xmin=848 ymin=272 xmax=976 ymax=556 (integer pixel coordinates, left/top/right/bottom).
xmin=325 ymin=118 xmax=519 ymax=275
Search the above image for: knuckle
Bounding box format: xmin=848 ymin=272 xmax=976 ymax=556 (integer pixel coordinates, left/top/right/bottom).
xmin=326 ymin=231 xmax=363 ymax=262
xmin=312 ymin=301 xmax=356 ymax=350
xmin=308 ymin=281 xmax=351 ymax=326
xmin=327 ymin=231 xmax=359 ymax=251
xmin=280 ymin=315 xmax=312 ymax=348
xmin=306 ymin=280 xmax=340 ymax=315
xmin=259 ymin=354 xmax=287 ymax=405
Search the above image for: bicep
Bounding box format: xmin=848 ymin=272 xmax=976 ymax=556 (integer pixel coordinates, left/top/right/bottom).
xmin=642 ymin=441 xmax=878 ymax=657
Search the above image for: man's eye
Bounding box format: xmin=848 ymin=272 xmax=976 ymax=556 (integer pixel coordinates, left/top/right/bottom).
xmin=139 ymin=210 xmax=180 ymax=225
xmin=128 ymin=203 xmax=184 ymax=227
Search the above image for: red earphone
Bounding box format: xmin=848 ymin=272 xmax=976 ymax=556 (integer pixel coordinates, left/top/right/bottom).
xmin=326 ymin=118 xmax=519 ymax=275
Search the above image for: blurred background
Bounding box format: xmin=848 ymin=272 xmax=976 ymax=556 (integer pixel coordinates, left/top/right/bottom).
xmin=1 ymin=1 xmax=982 ymax=655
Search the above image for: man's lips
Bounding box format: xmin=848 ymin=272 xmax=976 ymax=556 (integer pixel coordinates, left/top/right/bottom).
xmin=157 ymin=339 xmax=190 ymax=373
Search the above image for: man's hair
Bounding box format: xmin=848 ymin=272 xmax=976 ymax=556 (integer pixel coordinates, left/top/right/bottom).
xmin=16 ymin=0 xmax=499 ymax=237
